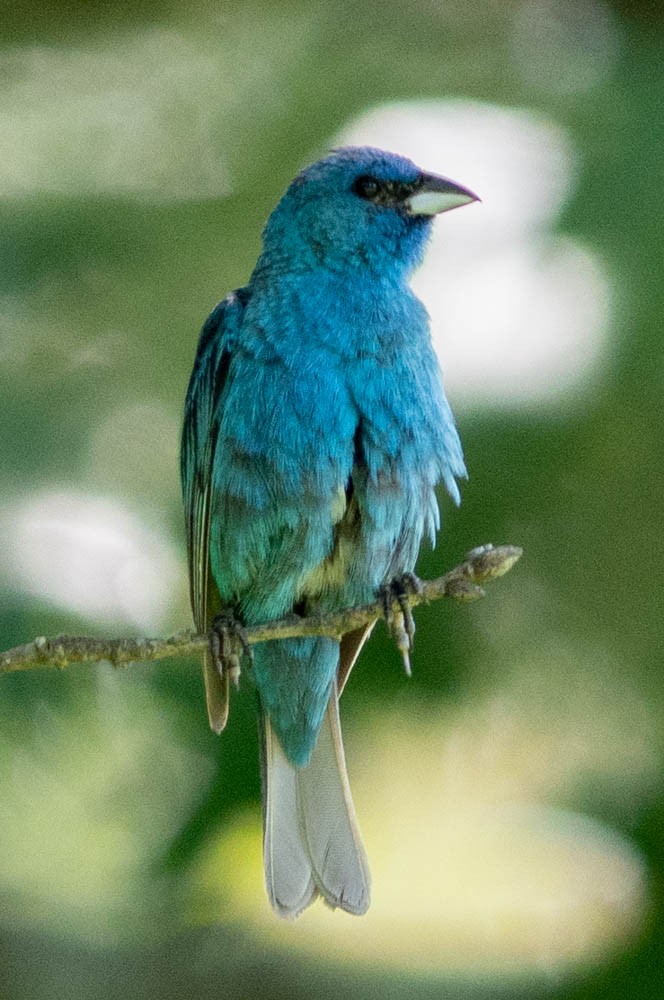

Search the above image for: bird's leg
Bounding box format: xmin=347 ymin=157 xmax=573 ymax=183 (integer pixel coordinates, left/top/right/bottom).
xmin=210 ymin=610 xmax=253 ymax=689
xmin=379 ymin=572 xmax=423 ymax=677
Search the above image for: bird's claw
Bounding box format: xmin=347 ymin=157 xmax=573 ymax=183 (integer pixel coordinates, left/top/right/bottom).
xmin=379 ymin=573 xmax=423 ymax=677
xmin=210 ymin=611 xmax=252 ymax=689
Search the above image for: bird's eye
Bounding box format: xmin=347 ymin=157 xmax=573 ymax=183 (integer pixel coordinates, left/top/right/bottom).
xmin=353 ymin=175 xmax=381 ymax=200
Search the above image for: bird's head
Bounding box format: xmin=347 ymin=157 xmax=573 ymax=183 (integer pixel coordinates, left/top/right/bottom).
xmin=259 ymin=146 xmax=479 ymax=277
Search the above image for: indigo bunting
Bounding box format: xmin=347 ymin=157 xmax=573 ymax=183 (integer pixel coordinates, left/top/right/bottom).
xmin=181 ymin=147 xmax=478 ymax=918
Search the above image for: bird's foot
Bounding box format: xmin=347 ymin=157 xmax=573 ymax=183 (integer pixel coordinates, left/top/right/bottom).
xmin=379 ymin=572 xmax=423 ymax=678
xmin=210 ymin=611 xmax=252 ymax=689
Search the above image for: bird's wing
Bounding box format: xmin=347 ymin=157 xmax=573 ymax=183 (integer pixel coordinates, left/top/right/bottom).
xmin=180 ymin=290 xmax=248 ymax=732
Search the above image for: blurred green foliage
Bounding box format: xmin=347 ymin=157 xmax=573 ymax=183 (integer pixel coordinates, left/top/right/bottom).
xmin=1 ymin=1 xmax=663 ymax=998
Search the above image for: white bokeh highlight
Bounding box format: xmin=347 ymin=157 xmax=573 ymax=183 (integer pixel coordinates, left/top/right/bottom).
xmin=2 ymin=492 xmax=181 ymax=631
xmin=0 ymin=34 xmax=229 ymax=200
xmin=0 ymin=12 xmax=310 ymax=201
xmin=337 ymin=100 xmax=612 ymax=408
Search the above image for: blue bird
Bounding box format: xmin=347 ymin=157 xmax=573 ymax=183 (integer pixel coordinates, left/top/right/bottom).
xmin=181 ymin=147 xmax=478 ymax=918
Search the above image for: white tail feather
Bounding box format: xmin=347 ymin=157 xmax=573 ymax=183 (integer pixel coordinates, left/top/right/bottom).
xmin=262 ymin=688 xmax=371 ymax=918
xmin=263 ymin=719 xmax=317 ymax=918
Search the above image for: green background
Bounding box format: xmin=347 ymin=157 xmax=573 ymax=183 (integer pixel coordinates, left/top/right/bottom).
xmin=1 ymin=1 xmax=663 ymax=997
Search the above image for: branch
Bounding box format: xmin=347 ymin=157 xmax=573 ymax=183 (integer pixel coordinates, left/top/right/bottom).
xmin=0 ymin=544 xmax=521 ymax=675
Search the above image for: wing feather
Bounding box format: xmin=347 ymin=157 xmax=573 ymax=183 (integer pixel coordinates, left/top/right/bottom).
xmin=181 ymin=290 xmax=248 ymax=732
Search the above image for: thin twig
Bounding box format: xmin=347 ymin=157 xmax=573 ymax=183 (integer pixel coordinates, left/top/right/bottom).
xmin=0 ymin=544 xmax=521 ymax=675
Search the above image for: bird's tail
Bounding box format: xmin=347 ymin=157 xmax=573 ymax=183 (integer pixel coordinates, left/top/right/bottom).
xmin=260 ymin=683 xmax=371 ymax=919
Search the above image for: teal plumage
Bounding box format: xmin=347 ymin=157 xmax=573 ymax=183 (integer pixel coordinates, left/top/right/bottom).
xmin=181 ymin=147 xmax=478 ymax=917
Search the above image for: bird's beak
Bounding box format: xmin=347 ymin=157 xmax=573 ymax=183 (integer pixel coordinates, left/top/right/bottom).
xmin=406 ymin=173 xmax=481 ymax=216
